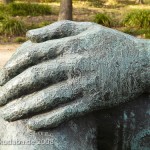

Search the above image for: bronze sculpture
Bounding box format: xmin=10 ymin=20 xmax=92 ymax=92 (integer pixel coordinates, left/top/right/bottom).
xmin=0 ymin=21 xmax=149 ymax=150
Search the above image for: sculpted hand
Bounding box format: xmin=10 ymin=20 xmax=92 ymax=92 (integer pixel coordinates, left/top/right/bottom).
xmin=0 ymin=21 xmax=149 ymax=131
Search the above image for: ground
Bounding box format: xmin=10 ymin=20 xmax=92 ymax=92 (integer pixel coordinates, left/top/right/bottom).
xmin=0 ymin=44 xmax=19 ymax=68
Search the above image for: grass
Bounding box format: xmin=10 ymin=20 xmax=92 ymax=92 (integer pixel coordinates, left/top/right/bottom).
xmin=93 ymin=13 xmax=112 ymax=27
xmin=122 ymin=9 xmax=150 ymax=28
xmin=27 ymin=21 xmax=51 ymax=30
xmin=0 ymin=13 xmax=5 ymax=21
xmin=9 ymin=3 xmax=52 ymax=16
xmin=0 ymin=17 xmax=26 ymax=36
xmin=121 ymin=9 xmax=150 ymax=39
xmin=0 ymin=2 xmax=52 ymax=16
xmin=0 ymin=1 xmax=150 ymax=43
xmin=0 ymin=2 xmax=52 ymax=42
xmin=14 ymin=36 xmax=26 ymax=43
xmin=122 ymin=28 xmax=150 ymax=39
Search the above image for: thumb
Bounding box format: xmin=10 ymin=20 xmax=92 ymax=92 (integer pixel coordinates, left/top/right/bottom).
xmin=26 ymin=20 xmax=94 ymax=43
xmin=26 ymin=20 xmax=75 ymax=43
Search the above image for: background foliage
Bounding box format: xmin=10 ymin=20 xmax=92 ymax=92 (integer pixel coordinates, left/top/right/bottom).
xmin=0 ymin=0 xmax=150 ymax=43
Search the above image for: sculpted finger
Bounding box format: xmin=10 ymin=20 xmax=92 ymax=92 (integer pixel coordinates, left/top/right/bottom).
xmin=27 ymin=94 xmax=101 ymax=131
xmin=0 ymin=24 xmax=96 ymax=86
xmin=0 ymin=55 xmax=81 ymax=106
xmin=1 ymin=77 xmax=86 ymax=121
xmin=0 ymin=40 xmax=64 ymax=86
xmin=26 ymin=20 xmax=94 ymax=43
xmin=0 ymin=41 xmax=33 ymax=86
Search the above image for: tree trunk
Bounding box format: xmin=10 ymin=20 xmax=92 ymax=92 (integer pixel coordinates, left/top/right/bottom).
xmin=58 ymin=0 xmax=73 ymax=21
xmin=136 ymin=0 xmax=144 ymax=4
xmin=2 ymin=0 xmax=13 ymax=4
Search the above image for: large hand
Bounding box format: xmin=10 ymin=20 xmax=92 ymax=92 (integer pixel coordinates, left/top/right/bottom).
xmin=0 ymin=21 xmax=94 ymax=86
xmin=0 ymin=21 xmax=149 ymax=131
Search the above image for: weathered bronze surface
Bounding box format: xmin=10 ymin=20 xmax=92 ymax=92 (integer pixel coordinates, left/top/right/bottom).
xmin=0 ymin=21 xmax=149 ymax=150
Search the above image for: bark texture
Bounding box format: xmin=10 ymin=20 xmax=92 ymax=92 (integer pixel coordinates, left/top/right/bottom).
xmin=58 ymin=0 xmax=73 ymax=21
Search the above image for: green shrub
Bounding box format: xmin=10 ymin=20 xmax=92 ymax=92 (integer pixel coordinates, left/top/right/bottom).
xmin=27 ymin=23 xmax=40 ymax=30
xmin=0 ymin=14 xmax=5 ymax=21
xmin=27 ymin=21 xmax=51 ymax=30
xmin=14 ymin=36 xmax=26 ymax=43
xmin=38 ymin=21 xmax=51 ymax=27
xmin=122 ymin=10 xmax=150 ymax=28
xmin=122 ymin=28 xmax=137 ymax=35
xmin=122 ymin=28 xmax=150 ymax=39
xmin=0 ymin=17 xmax=26 ymax=36
xmin=0 ymin=4 xmax=9 ymax=17
xmin=0 ymin=4 xmax=7 ymax=12
xmin=93 ymin=13 xmax=112 ymax=27
xmin=145 ymin=33 xmax=150 ymax=39
xmin=8 ymin=3 xmax=52 ymax=16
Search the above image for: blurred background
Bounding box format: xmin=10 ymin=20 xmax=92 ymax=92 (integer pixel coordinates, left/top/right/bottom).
xmin=0 ymin=0 xmax=150 ymax=44
xmin=0 ymin=0 xmax=150 ymax=67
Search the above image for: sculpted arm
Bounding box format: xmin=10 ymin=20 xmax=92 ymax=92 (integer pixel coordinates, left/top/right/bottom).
xmin=0 ymin=21 xmax=149 ymax=130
